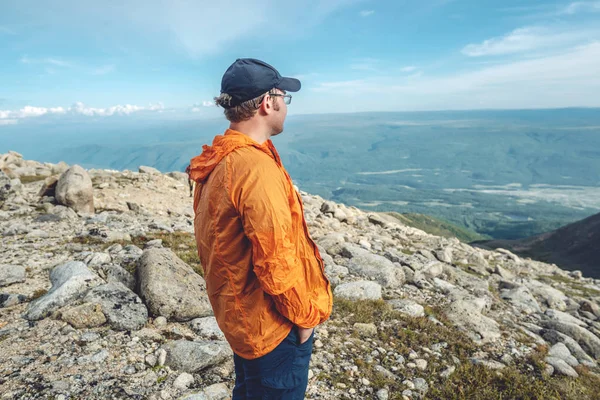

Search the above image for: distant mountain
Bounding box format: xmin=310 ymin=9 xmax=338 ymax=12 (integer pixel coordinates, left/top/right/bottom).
xmin=384 ymin=212 xmax=489 ymax=242
xmin=474 ymin=212 xmax=600 ymax=277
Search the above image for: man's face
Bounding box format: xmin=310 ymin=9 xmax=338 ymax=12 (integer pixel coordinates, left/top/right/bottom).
xmin=269 ymin=88 xmax=287 ymax=136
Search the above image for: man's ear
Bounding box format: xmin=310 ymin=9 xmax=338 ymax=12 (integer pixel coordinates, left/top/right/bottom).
xmin=259 ymin=93 xmax=272 ymax=115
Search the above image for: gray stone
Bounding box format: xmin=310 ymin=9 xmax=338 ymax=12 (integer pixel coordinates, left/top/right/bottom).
xmin=25 ymin=261 xmax=104 ymax=320
xmin=100 ymin=264 xmax=136 ymax=291
xmin=173 ymin=372 xmax=195 ymax=390
xmin=353 ymin=323 xmax=377 ymax=336
xmin=413 ymin=377 xmax=429 ymax=394
xmin=342 ymin=244 xmax=405 ymax=288
xmin=0 ymin=265 xmax=26 ymax=287
xmin=55 ymin=165 xmax=94 ymax=214
xmin=137 ymin=248 xmax=212 ymax=321
xmin=471 ymin=358 xmax=506 ymax=370
xmin=84 ymin=282 xmax=148 ymax=331
xmin=387 ymin=299 xmax=425 ymax=317
xmin=434 ymin=247 xmax=453 ymax=264
xmin=445 ymin=299 xmax=501 ymax=343
xmin=542 ymin=329 xmax=596 ymax=365
xmin=0 ymin=293 xmax=27 ymax=308
xmin=3 ymin=223 xmax=30 ymax=236
xmin=139 ymin=166 xmax=161 ymax=174
xmin=544 ymin=356 xmax=579 ymax=377
xmin=545 ymin=309 xmax=586 ymax=327
xmin=333 ymin=280 xmax=382 ymax=301
xmin=543 ymin=320 xmax=600 ymax=359
xmin=0 ymin=170 xmax=12 ymax=202
xmin=59 ymin=302 xmax=107 ymax=329
xmin=548 ymin=343 xmax=578 ymax=367
xmin=376 ymin=389 xmax=389 ymax=400
xmin=202 ymin=383 xmax=231 ymax=400
xmin=500 ymin=286 xmax=541 ymax=314
xmin=162 ymin=340 xmax=232 ymax=373
xmin=189 ymin=317 xmax=226 ymax=340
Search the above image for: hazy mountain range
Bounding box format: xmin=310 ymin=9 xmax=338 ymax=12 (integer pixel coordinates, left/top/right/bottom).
xmin=2 ymin=108 xmax=599 ymax=241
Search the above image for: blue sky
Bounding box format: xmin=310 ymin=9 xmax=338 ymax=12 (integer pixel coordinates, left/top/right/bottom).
xmin=1 ymin=0 xmax=600 ymax=125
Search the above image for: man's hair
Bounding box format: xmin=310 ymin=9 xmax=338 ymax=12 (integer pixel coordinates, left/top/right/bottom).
xmin=214 ymin=89 xmax=279 ymax=123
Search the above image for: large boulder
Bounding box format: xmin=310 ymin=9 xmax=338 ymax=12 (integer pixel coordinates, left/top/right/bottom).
xmin=500 ymin=286 xmax=541 ymax=315
xmin=84 ymin=282 xmax=148 ymax=331
xmin=136 ymin=248 xmax=212 ymax=321
xmin=542 ymin=320 xmax=600 ymax=359
xmin=55 ymin=165 xmax=94 ymax=214
xmin=162 ymin=340 xmax=232 ymax=373
xmin=334 ymin=280 xmax=382 ymax=301
xmin=342 ymin=244 xmax=405 ymax=288
xmin=25 ymin=261 xmax=104 ymax=320
xmin=445 ymin=298 xmax=501 ymax=343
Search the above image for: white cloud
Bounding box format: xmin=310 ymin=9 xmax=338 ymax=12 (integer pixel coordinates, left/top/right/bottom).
xmin=190 ymin=101 xmax=216 ymax=112
xmin=21 ymin=56 xmax=74 ymax=68
xmin=350 ymin=58 xmax=381 ymax=71
xmin=11 ymin=0 xmax=358 ymax=59
xmin=91 ymin=64 xmax=116 ymax=75
xmin=310 ymin=42 xmax=600 ymax=111
xmin=359 ymin=10 xmax=375 ymax=17
xmin=0 ymin=26 xmax=16 ymax=35
xmin=0 ymin=102 xmax=164 ymax=123
xmin=562 ymin=1 xmax=600 ymax=14
xmin=461 ymin=26 xmax=598 ymax=57
xmin=20 ymin=56 xmax=116 ymax=75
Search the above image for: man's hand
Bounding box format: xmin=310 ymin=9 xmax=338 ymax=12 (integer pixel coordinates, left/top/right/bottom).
xmin=297 ymin=327 xmax=314 ymax=345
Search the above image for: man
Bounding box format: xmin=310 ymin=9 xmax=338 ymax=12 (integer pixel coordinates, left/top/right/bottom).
xmin=187 ymin=58 xmax=333 ymax=400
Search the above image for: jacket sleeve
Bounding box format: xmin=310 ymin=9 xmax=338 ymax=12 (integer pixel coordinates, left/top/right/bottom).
xmin=229 ymin=156 xmax=322 ymax=328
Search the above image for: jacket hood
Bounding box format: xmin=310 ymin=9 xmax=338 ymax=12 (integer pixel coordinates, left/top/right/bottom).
xmin=187 ymin=129 xmax=278 ymax=183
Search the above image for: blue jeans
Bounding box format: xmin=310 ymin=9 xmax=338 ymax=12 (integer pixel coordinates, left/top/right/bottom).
xmin=232 ymin=327 xmax=314 ymax=400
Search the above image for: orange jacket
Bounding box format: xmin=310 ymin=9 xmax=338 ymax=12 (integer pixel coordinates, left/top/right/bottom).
xmin=188 ymin=129 xmax=332 ymax=359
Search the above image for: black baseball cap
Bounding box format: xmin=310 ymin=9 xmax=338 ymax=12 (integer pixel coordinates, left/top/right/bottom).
xmin=220 ymin=58 xmax=301 ymax=108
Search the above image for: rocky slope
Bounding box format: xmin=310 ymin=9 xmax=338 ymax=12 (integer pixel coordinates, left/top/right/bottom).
xmin=1 ymin=150 xmax=600 ymax=400
xmin=475 ymin=212 xmax=600 ymax=278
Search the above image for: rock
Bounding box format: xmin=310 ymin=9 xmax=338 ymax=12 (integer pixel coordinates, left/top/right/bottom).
xmin=435 ymin=247 xmax=453 ymax=264
xmin=84 ymin=282 xmax=148 ymax=331
xmin=85 ymin=252 xmax=112 ymax=268
xmin=0 ymin=293 xmax=27 ymax=308
xmin=353 ymin=323 xmax=377 ymax=336
xmin=38 ymin=176 xmax=58 ymax=198
xmin=544 ymin=356 xmax=579 ymax=377
xmin=173 ymin=372 xmax=195 ymax=390
xmin=190 ymin=317 xmax=226 ymax=340
xmin=203 ymin=383 xmax=230 ymax=400
xmin=545 ymin=309 xmax=587 ymax=327
xmin=139 ymin=166 xmax=161 ymax=174
xmin=3 ymin=223 xmax=30 ymax=236
xmin=542 ymin=329 xmax=597 ymax=365
xmin=413 ymin=377 xmax=429 ymax=394
xmin=494 ymin=265 xmax=514 ymax=280
xmin=542 ymin=320 xmax=600 ymax=359
xmin=144 ymin=239 xmax=163 ymax=249
xmin=500 ymin=286 xmax=541 ymax=314
xmin=25 ymin=261 xmax=104 ymax=320
xmin=414 ymin=359 xmax=428 ymax=370
xmin=333 ymin=280 xmax=382 ymax=301
xmin=440 ymin=365 xmax=456 ymax=378
xmin=387 ymin=299 xmax=425 ymax=317
xmin=0 ymin=170 xmax=12 ymax=202
xmin=471 ymin=358 xmax=506 ymax=370
xmin=580 ymin=300 xmax=600 ymax=319
xmin=59 ymin=302 xmax=107 ymax=329
xmin=99 ymin=264 xmax=136 ymax=291
xmin=25 ymin=229 xmax=49 ymax=239
xmin=376 ymin=389 xmax=389 ymax=400
xmin=55 ymin=165 xmax=95 ymax=214
xmin=155 ymin=316 xmax=168 ymax=328
xmin=137 ymin=248 xmax=212 ymax=321
xmin=547 ymin=343 xmax=579 ymax=367
xmin=0 ymin=265 xmax=26 ymax=287
xmin=569 ymin=270 xmax=583 ymax=280
xmin=445 ymin=299 xmax=501 ymax=343
xmin=162 ymin=340 xmax=232 ymax=373
xmin=342 ymin=244 xmax=405 ymax=288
